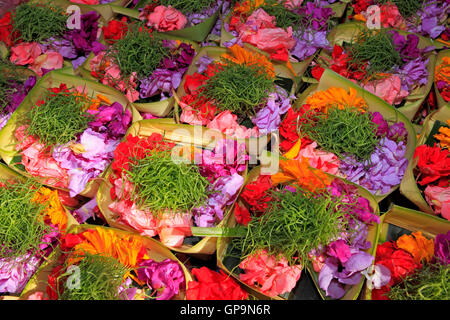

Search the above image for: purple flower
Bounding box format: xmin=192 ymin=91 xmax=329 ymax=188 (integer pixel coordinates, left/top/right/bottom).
xmin=139 ymin=69 xmax=183 ymax=99
xmin=192 ymin=172 xmax=244 ymax=227
xmin=252 ymin=87 xmax=295 ymax=134
xmin=0 ymin=253 xmax=41 ymax=294
xmin=318 ymin=252 xmax=374 ymax=299
xmin=88 ymin=102 xmax=132 ymax=138
xmin=291 ymin=30 xmax=330 ymax=61
xmin=197 ymin=139 xmax=248 ymax=183
xmin=387 ymin=122 xmax=407 ymax=143
xmin=393 ymin=58 xmax=429 ymax=92
xmin=138 ymin=43 xmax=195 ymax=99
xmin=72 ymin=196 xmax=98 ymax=224
xmin=340 ymin=137 xmax=408 ymax=195
xmin=136 ymin=259 xmax=185 ymax=300
xmin=293 ymin=3 xmax=333 ymax=31
xmin=434 ymin=231 xmax=450 ymax=265
xmin=196 ymin=54 xmax=215 ymax=74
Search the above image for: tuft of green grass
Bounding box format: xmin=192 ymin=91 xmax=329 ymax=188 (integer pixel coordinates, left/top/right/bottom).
xmin=11 ymin=2 xmax=68 ymax=43
xmin=124 ymin=148 xmax=212 ymax=216
xmin=387 ymin=263 xmax=449 ymax=300
xmin=0 ymin=179 xmax=52 ymax=259
xmin=234 ymin=187 xmax=353 ymax=265
xmin=58 ymin=253 xmax=131 ymax=300
xmin=105 ymin=23 xmax=168 ymax=81
xmin=197 ymin=61 xmax=275 ymax=118
xmin=301 ymin=106 xmax=380 ymax=161
xmin=23 ymin=87 xmax=95 ymax=149
xmin=348 ymin=28 xmax=404 ymax=79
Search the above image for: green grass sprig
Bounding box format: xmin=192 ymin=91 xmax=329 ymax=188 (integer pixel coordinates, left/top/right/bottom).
xmin=0 ymin=179 xmax=52 ymax=259
xmin=259 ymin=1 xmax=304 ymax=30
xmin=11 ymin=2 xmax=68 ymax=43
xmin=387 ymin=263 xmax=449 ymax=300
xmin=157 ymin=0 xmax=217 ymax=14
xmin=301 ymin=106 xmax=379 ymax=161
xmin=23 ymin=88 xmax=95 ymax=149
xmin=105 ymin=23 xmax=168 ymax=81
xmin=235 ymin=187 xmax=352 ymax=265
xmin=58 ymin=253 xmax=131 ymax=300
xmin=348 ymin=28 xmax=404 ymax=79
xmin=197 ymin=61 xmax=275 ymax=118
xmin=124 ymin=149 xmax=211 ymax=216
xmin=377 ymin=0 xmax=424 ymax=17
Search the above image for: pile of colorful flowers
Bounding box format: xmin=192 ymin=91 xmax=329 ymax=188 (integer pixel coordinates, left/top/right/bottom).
xmin=90 ymin=17 xmax=196 ymax=104
xmin=279 ymin=85 xmax=410 ymax=196
xmin=221 ymin=161 xmax=380 ymax=299
xmin=178 ymin=44 xmax=295 ymax=139
xmin=313 ymin=27 xmax=433 ymax=111
xmin=8 ymin=82 xmax=132 ymax=197
xmin=223 ymin=0 xmax=336 ymax=65
xmin=350 ymin=0 xmax=449 ymax=41
xmin=0 ymin=2 xmax=105 ymax=74
xmin=413 ymin=119 xmax=450 ymax=220
xmin=369 ymin=230 xmax=449 ymax=300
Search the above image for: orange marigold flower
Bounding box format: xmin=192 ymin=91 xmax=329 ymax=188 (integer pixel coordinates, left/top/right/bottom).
xmin=435 ymin=57 xmax=450 ymax=84
xmin=234 ymin=0 xmax=265 ymax=14
xmin=69 ymin=227 xmax=149 ymax=268
xmin=305 ymin=87 xmax=368 ymax=114
xmin=434 ymin=120 xmax=450 ymax=149
xmin=221 ymin=44 xmax=275 ymax=79
xmin=32 ymin=187 xmax=67 ymax=232
xmin=271 ymin=157 xmax=331 ymax=192
xmin=396 ymin=231 xmax=435 ymax=264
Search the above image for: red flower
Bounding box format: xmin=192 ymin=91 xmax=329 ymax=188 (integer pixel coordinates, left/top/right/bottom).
xmin=46 ymin=264 xmax=65 ymax=300
xmin=60 ymin=233 xmax=85 ymax=252
xmin=235 ymin=202 xmax=251 ymax=226
xmin=241 ymin=174 xmax=273 ymax=214
xmin=102 ymin=17 xmax=128 ymax=44
xmin=352 ymin=0 xmax=373 ymax=14
xmin=372 ymin=241 xmax=422 ymax=300
xmin=311 ymin=65 xmax=325 ymax=81
xmin=184 ymin=72 xmax=209 ymax=95
xmin=279 ymin=105 xmax=314 ymax=153
xmin=0 ymin=12 xmax=20 ymax=47
xmin=414 ymin=144 xmax=450 ymax=186
xmin=186 ymin=267 xmax=248 ymax=300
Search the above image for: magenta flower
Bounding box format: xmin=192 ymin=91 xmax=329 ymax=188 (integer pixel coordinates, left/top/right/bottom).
xmin=434 ymin=231 xmax=450 ymax=265
xmin=136 ymin=259 xmax=185 ymax=300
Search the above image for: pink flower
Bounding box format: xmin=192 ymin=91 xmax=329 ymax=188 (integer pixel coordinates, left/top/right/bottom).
xmin=143 ymin=5 xmax=187 ymax=32
xmin=10 ymin=42 xmax=41 ymax=66
xmin=27 ymin=291 xmax=45 ymax=300
xmin=207 ymin=110 xmax=260 ymax=139
xmin=242 ymin=27 xmax=296 ymax=55
xmin=90 ymin=52 xmax=139 ymax=102
xmin=294 ymin=141 xmax=340 ymax=175
xmin=245 ymin=8 xmax=276 ymax=30
xmin=179 ymin=102 xmax=210 ymax=126
xmin=424 ymin=185 xmax=450 ymax=220
xmin=29 ymin=51 xmax=64 ymax=76
xmin=239 ymin=250 xmax=302 ymax=297
xmin=158 ymin=211 xmax=193 ymax=247
xmin=283 ymin=0 xmax=304 ymax=9
xmin=363 ymin=75 xmax=409 ymax=105
xmin=14 ymin=125 xmax=69 ymax=189
xmin=380 ymin=4 xmax=405 ymax=29
xmin=108 ymin=194 xmax=159 ymax=238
